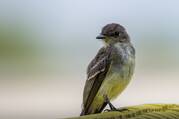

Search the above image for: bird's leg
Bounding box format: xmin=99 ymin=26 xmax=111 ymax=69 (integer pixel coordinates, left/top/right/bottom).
xmin=104 ymin=95 xmax=117 ymax=111
xmin=104 ymin=95 xmax=128 ymax=112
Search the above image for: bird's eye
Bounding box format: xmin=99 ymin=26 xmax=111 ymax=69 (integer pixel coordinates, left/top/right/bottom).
xmin=114 ymin=32 xmax=119 ymax=36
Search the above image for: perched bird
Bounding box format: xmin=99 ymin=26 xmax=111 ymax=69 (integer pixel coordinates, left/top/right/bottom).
xmin=80 ymin=23 xmax=135 ymax=116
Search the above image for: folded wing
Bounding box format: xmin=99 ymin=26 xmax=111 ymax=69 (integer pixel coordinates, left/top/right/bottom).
xmin=81 ymin=46 xmax=113 ymax=115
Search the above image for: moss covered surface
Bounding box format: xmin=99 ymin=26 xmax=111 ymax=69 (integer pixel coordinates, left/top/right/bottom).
xmin=67 ymin=104 xmax=179 ymax=119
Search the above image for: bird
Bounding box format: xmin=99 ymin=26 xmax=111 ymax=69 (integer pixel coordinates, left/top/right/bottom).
xmin=80 ymin=23 xmax=135 ymax=116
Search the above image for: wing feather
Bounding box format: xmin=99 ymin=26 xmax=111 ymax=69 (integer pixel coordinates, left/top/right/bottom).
xmin=81 ymin=46 xmax=113 ymax=115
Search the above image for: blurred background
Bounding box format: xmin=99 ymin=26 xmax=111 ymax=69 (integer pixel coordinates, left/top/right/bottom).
xmin=0 ymin=0 xmax=179 ymax=119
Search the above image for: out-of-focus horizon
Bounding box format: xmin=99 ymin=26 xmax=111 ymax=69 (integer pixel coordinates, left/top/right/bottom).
xmin=0 ymin=0 xmax=179 ymax=119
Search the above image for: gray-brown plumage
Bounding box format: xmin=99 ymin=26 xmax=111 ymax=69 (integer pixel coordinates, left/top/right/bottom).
xmin=81 ymin=23 xmax=135 ymax=116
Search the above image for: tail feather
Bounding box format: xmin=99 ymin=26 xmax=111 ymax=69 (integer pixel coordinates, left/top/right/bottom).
xmin=80 ymin=102 xmax=107 ymax=116
xmin=80 ymin=109 xmax=85 ymax=116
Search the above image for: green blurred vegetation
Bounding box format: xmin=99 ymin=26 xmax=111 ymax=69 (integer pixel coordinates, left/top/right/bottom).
xmin=0 ymin=23 xmax=37 ymax=59
xmin=0 ymin=23 xmax=43 ymax=73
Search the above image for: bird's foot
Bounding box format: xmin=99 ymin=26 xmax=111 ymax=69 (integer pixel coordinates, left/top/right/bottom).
xmin=114 ymin=107 xmax=129 ymax=112
xmin=103 ymin=95 xmax=128 ymax=112
xmin=104 ymin=107 xmax=128 ymax=112
xmin=104 ymin=109 xmax=111 ymax=112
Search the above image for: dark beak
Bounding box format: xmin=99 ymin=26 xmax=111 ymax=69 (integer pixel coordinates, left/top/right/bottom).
xmin=96 ymin=34 xmax=106 ymax=39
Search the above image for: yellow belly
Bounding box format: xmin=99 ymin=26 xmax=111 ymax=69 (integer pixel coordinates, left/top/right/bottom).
xmin=99 ymin=73 xmax=131 ymax=100
xmin=90 ymin=73 xmax=131 ymax=111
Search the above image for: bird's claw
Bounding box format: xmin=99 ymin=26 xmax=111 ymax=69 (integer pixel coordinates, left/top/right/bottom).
xmin=115 ymin=108 xmax=129 ymax=112
xmin=104 ymin=109 xmax=111 ymax=112
xmin=104 ymin=108 xmax=129 ymax=112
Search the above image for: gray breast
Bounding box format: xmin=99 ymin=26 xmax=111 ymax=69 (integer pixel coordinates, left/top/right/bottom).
xmin=111 ymin=43 xmax=135 ymax=78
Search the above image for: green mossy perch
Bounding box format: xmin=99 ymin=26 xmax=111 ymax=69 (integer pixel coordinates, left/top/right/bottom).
xmin=67 ymin=104 xmax=179 ymax=119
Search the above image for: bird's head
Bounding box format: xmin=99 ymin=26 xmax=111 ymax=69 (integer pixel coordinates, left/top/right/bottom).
xmin=96 ymin=23 xmax=130 ymax=45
